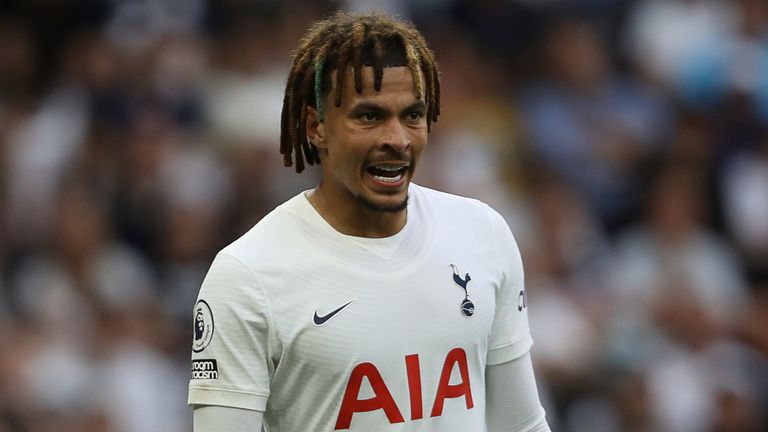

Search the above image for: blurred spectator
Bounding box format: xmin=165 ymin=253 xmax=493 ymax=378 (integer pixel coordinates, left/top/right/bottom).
xmin=89 ymin=305 xmax=189 ymax=432
xmin=8 ymin=173 xmax=163 ymax=431
xmin=610 ymin=162 xmax=748 ymax=330
xmin=720 ymin=133 xmax=768 ymax=278
xmin=607 ymin=162 xmax=756 ymax=431
xmin=627 ymin=0 xmax=768 ymax=123
xmin=520 ymin=15 xmax=672 ymax=233
xmin=13 ymin=173 xmax=155 ymax=336
xmin=521 ymin=173 xmax=612 ymax=430
xmin=626 ymin=0 xmax=739 ymax=96
xmin=4 ymin=84 xmax=89 ymax=249
xmin=155 ymin=142 xmax=230 ymax=323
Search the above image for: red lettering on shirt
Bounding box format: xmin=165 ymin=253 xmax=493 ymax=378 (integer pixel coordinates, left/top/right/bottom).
xmin=335 ymin=348 xmax=474 ymax=429
xmin=334 ymin=362 xmax=404 ymax=429
xmin=431 ymin=347 xmax=474 ymax=417
xmin=405 ymin=354 xmax=423 ymax=420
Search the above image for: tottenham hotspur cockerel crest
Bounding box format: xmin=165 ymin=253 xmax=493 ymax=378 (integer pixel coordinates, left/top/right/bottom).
xmin=450 ymin=264 xmax=474 ymax=317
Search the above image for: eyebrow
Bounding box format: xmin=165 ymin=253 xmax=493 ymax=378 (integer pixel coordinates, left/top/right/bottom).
xmin=348 ymin=102 xmax=387 ymax=116
xmin=348 ymin=100 xmax=428 ymax=117
xmin=402 ymin=100 xmax=427 ymax=115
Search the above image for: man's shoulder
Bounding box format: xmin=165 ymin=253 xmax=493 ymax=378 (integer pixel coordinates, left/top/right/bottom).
xmin=410 ymin=184 xmax=512 ymax=245
xmin=411 ymin=183 xmax=500 ymax=220
xmin=219 ymin=192 xmax=308 ymax=263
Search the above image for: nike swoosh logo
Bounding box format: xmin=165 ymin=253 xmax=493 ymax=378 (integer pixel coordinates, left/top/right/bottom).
xmin=313 ymin=299 xmax=356 ymax=326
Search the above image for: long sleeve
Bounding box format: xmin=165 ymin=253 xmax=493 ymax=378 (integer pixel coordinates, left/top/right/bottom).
xmin=486 ymin=352 xmax=550 ymax=432
xmin=193 ymin=405 xmax=264 ymax=432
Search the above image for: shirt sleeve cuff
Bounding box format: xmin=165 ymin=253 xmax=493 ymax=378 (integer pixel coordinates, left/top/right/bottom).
xmin=486 ymin=331 xmax=533 ymax=365
xmin=188 ymin=387 xmax=269 ymax=412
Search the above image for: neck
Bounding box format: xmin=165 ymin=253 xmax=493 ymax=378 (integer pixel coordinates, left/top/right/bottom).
xmin=307 ymin=186 xmax=407 ymax=238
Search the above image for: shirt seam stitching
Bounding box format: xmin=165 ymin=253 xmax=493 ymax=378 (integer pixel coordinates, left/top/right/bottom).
xmin=189 ymin=386 xmax=270 ymax=398
xmin=488 ymin=329 xmax=532 ymax=352
xmin=218 ymin=252 xmax=279 ymax=377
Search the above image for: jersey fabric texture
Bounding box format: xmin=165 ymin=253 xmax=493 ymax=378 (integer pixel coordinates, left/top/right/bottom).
xmin=188 ymin=183 xmax=533 ymax=431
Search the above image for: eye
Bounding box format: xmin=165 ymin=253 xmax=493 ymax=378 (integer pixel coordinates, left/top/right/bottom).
xmin=360 ymin=112 xmax=378 ymax=122
xmin=406 ymin=110 xmax=425 ymax=122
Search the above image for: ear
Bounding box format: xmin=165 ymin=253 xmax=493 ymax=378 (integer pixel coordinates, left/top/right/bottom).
xmin=306 ymin=106 xmax=327 ymax=149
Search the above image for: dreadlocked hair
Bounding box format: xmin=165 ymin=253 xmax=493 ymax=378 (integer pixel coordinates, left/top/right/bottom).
xmin=280 ymin=11 xmax=441 ymax=173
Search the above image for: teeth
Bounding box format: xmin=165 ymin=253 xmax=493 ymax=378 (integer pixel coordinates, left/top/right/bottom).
xmin=373 ymin=165 xmax=406 ymax=171
xmin=373 ymin=173 xmax=404 ymax=183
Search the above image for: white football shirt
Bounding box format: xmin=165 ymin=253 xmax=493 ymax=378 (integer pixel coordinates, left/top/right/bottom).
xmin=188 ymin=183 xmax=533 ymax=431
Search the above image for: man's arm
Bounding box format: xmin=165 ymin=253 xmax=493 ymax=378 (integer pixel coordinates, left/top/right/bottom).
xmin=193 ymin=405 xmax=264 ymax=432
xmin=486 ymin=352 xmax=550 ymax=432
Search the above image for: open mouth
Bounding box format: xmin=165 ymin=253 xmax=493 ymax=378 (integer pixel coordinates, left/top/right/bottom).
xmin=366 ymin=164 xmax=409 ymax=184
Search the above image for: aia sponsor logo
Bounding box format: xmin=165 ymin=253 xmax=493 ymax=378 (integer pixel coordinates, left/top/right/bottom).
xmin=335 ymin=348 xmax=474 ymax=430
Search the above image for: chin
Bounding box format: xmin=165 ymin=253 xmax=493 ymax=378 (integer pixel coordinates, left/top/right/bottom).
xmin=356 ymin=193 xmax=409 ymax=213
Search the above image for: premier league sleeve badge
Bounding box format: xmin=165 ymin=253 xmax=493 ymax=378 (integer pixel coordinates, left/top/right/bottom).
xmin=192 ymin=299 xmax=215 ymax=353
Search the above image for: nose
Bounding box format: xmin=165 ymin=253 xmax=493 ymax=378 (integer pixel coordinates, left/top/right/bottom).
xmin=380 ymin=117 xmax=411 ymax=152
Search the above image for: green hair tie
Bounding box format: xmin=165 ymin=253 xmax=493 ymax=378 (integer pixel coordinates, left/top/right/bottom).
xmin=314 ymin=57 xmax=325 ymax=121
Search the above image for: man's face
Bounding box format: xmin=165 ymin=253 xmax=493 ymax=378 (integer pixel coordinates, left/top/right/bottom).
xmin=310 ymin=66 xmax=428 ymax=214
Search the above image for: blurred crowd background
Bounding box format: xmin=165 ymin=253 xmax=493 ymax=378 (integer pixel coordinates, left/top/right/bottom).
xmin=0 ymin=0 xmax=767 ymax=431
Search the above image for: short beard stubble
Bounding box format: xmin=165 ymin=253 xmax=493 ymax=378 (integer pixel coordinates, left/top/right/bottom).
xmin=356 ymin=193 xmax=409 ymax=213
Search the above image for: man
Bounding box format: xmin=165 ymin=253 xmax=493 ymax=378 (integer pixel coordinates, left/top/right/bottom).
xmin=189 ymin=11 xmax=550 ymax=431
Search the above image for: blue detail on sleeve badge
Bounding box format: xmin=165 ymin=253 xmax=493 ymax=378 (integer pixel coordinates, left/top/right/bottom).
xmin=517 ymin=290 xmax=527 ymax=312
xmin=192 ymin=300 xmax=214 ymax=352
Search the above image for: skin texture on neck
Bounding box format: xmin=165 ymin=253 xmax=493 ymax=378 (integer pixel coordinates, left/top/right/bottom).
xmin=306 ymin=66 xmax=428 ymax=238
xmin=306 ymin=188 xmax=407 ymax=238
